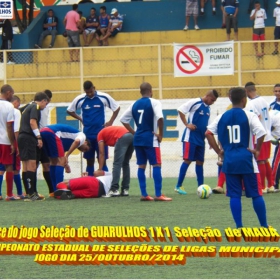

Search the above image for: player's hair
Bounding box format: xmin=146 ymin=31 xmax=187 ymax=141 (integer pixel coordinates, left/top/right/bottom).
xmin=255 ymin=1 xmax=260 ymax=4
xmin=244 ymin=81 xmax=256 ymax=92
xmin=100 ymin=6 xmax=106 ymax=11
xmin=91 ymin=7 xmax=96 ymax=11
xmin=274 ymin=84 xmax=280 ymax=88
xmin=140 ymin=82 xmax=152 ymax=95
xmin=34 ymin=92 xmax=49 ymax=102
xmin=230 ymin=87 xmax=246 ymax=105
xmin=1 ymin=84 xmax=13 ymax=94
xmin=48 ymin=9 xmax=54 ymax=13
xmin=84 ymin=81 xmax=94 ymax=90
xmin=44 ymin=89 xmax=53 ymax=99
xmin=11 ymin=95 xmax=20 ymax=102
xmin=73 ymin=4 xmax=78 ymax=10
xmin=212 ymin=89 xmax=219 ymax=98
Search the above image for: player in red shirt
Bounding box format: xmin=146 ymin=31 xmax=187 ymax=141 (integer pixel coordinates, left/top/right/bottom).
xmin=97 ymin=126 xmax=134 ymax=197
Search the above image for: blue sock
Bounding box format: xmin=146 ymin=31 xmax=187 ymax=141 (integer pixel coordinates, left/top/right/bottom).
xmin=138 ymin=168 xmax=147 ymax=197
xmin=0 ymin=174 xmax=3 ymax=196
xmin=176 ymin=162 xmax=189 ymax=188
xmin=230 ymin=197 xmax=243 ymax=228
xmin=14 ymin=174 xmax=23 ymax=195
xmin=102 ymin=165 xmax=109 ymax=172
xmin=252 ymin=196 xmax=268 ymax=227
xmin=195 ymin=164 xmax=204 ymax=186
xmin=153 ymin=166 xmax=162 ymax=197
xmin=86 ymin=166 xmax=94 ymax=176
xmin=54 ymin=166 xmax=64 ymax=191
xmin=50 ymin=166 xmax=56 ymax=190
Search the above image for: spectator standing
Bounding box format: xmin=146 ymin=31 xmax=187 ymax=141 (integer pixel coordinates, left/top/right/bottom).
xmin=248 ymin=0 xmax=268 ymax=14
xmin=250 ymin=1 xmax=267 ymax=57
xmin=272 ymin=0 xmax=280 ymax=55
xmin=100 ymin=8 xmax=123 ymax=45
xmin=0 ymin=19 xmax=14 ymax=64
xmin=184 ymin=0 xmax=200 ymax=31
xmin=221 ymin=0 xmax=239 ymax=41
xmin=96 ymin=6 xmax=110 ymax=46
xmin=83 ymin=7 xmax=99 ymax=46
xmin=64 ymin=4 xmax=80 ymax=62
xmin=34 ymin=9 xmax=58 ymax=49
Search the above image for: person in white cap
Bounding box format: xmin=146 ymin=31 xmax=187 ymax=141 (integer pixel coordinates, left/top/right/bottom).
xmin=272 ymin=0 xmax=280 ymax=55
xmin=100 ymin=8 xmax=123 ymax=45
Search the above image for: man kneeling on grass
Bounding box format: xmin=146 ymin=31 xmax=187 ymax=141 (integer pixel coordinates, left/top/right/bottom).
xmin=54 ymin=170 xmax=112 ymax=199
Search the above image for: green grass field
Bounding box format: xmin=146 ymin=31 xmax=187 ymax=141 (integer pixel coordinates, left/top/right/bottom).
xmin=0 ymin=177 xmax=280 ymax=279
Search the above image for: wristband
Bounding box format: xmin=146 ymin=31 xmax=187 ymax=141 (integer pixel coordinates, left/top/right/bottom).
xmin=33 ymin=129 xmax=40 ymax=137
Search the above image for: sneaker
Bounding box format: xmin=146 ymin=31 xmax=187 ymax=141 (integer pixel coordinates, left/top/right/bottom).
xmin=121 ymin=189 xmax=129 ymax=196
xmin=49 ymin=192 xmax=54 ymax=197
xmin=267 ymin=186 xmax=275 ymax=193
xmin=154 ymin=195 xmax=172 ymax=201
xmin=272 ymin=50 xmax=279 ymax=55
xmin=200 ymin=11 xmax=205 ymax=16
xmin=262 ymin=188 xmax=268 ymax=194
xmin=174 ymin=187 xmax=187 ymax=195
xmin=212 ymin=187 xmax=224 ymax=194
xmin=7 ymin=61 xmax=15 ymax=65
xmin=34 ymin=44 xmax=41 ymax=49
xmin=36 ymin=193 xmax=45 ymax=199
xmin=183 ymin=25 xmax=188 ymax=31
xmin=108 ymin=189 xmax=120 ymax=197
xmin=49 ymin=45 xmax=52 ymax=48
xmin=194 ymin=25 xmax=200 ymax=30
xmin=5 ymin=195 xmax=20 ymax=201
xmin=140 ymin=195 xmax=154 ymax=201
xmin=212 ymin=10 xmax=216 ymax=15
xmin=24 ymin=194 xmax=45 ymax=202
xmin=54 ymin=189 xmax=74 ymax=200
xmin=17 ymin=194 xmax=28 ymax=199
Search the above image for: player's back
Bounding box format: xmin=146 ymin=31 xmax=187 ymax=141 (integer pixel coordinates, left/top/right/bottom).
xmin=218 ymin=108 xmax=259 ymax=174
xmin=132 ymin=97 xmax=160 ymax=147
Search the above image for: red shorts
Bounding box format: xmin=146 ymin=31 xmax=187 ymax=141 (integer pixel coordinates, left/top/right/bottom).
xmin=0 ymin=144 xmax=13 ymax=165
xmin=257 ymin=141 xmax=271 ymax=161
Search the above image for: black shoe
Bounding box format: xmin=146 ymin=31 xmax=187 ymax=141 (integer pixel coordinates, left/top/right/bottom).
xmin=212 ymin=10 xmax=216 ymax=15
xmin=121 ymin=189 xmax=129 ymax=196
xmin=272 ymin=50 xmax=279 ymax=55
xmin=54 ymin=189 xmax=74 ymax=200
xmin=200 ymin=11 xmax=205 ymax=16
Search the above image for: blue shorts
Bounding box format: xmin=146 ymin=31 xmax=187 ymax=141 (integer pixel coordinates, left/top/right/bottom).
xmin=274 ymin=26 xmax=280 ymax=40
xmin=0 ymin=163 xmax=5 ymax=171
xmin=226 ymin=173 xmax=262 ymax=198
xmin=183 ymin=142 xmax=205 ymax=162
xmin=135 ymin=146 xmax=161 ymax=166
xmin=83 ymin=138 xmax=108 ymax=160
xmin=41 ymin=128 xmax=65 ymax=158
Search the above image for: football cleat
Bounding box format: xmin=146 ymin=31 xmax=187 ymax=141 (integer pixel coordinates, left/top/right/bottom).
xmin=154 ymin=195 xmax=172 ymax=201
xmin=174 ymin=187 xmax=187 ymax=195
xmin=212 ymin=187 xmax=224 ymax=194
xmin=140 ymin=195 xmax=154 ymax=201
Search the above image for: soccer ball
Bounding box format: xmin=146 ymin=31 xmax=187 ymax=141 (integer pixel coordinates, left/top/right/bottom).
xmin=197 ymin=184 xmax=212 ymax=199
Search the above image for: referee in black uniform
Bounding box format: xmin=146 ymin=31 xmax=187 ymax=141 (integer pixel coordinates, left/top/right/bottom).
xmin=18 ymin=92 xmax=49 ymax=201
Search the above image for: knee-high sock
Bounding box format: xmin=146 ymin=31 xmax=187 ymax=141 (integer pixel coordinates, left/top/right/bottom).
xmin=176 ymin=162 xmax=189 ymax=188
xmin=26 ymin=171 xmax=36 ymax=195
xmin=14 ymin=174 xmax=23 ymax=195
xmin=230 ymin=197 xmax=243 ymax=228
xmin=153 ymin=166 xmax=162 ymax=197
xmin=137 ymin=168 xmax=147 ymax=197
xmin=0 ymin=174 xmax=3 ymax=196
xmin=252 ymin=196 xmax=268 ymax=228
xmin=54 ymin=166 xmax=64 ymax=191
xmin=22 ymin=172 xmax=28 ymax=194
xmin=6 ymin=171 xmax=14 ymax=197
xmin=258 ymin=163 xmax=266 ymax=189
xmin=49 ymin=166 xmax=56 ymax=191
xmin=43 ymin=171 xmax=54 ymax=193
xmin=217 ymin=171 xmax=226 ymax=188
xmin=86 ymin=166 xmax=94 ymax=176
xmin=265 ymin=161 xmax=273 ymax=187
xmin=195 ymin=164 xmax=204 ymax=186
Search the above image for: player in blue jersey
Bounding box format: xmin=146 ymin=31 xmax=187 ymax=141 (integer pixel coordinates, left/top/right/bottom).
xmin=120 ymin=82 xmax=172 ymax=201
xmin=40 ymin=124 xmax=90 ymax=190
xmin=67 ymin=81 xmax=120 ymax=176
xmin=270 ymin=83 xmax=280 ymax=111
xmin=174 ymin=90 xmax=219 ymax=195
xmin=206 ymin=87 xmax=269 ymax=228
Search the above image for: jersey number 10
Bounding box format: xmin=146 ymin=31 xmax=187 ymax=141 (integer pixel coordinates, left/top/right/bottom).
xmin=227 ymin=125 xmax=241 ymax=143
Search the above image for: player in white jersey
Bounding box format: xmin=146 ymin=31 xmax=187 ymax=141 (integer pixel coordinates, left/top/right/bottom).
xmin=272 ymin=1 xmax=280 ymax=55
xmin=245 ymin=82 xmax=274 ymax=194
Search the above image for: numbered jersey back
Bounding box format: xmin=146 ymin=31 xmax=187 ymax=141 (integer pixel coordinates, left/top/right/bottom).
xmin=132 ymin=97 xmax=163 ymax=147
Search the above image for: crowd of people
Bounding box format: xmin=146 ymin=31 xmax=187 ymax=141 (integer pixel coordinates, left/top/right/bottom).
xmin=0 ymin=80 xmax=279 ymax=228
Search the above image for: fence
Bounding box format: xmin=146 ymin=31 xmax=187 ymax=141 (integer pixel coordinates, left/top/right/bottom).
xmin=1 ymin=40 xmax=279 ymax=179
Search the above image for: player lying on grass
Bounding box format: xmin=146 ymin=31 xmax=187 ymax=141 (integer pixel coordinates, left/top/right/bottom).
xmin=54 ymin=170 xmax=112 ymax=199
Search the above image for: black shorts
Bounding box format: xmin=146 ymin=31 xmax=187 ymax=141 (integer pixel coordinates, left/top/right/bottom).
xmin=38 ymin=148 xmax=50 ymax=164
xmin=18 ymin=134 xmax=39 ymax=161
xmin=275 ymin=26 xmax=280 ymax=40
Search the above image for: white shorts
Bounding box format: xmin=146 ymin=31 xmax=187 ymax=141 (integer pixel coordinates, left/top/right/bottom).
xmin=84 ymin=29 xmax=96 ymax=35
